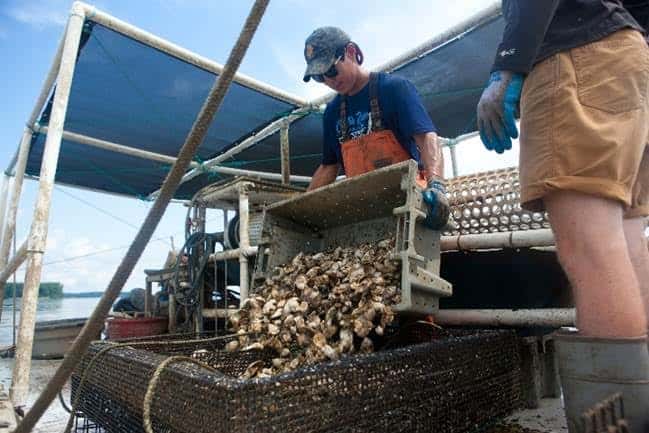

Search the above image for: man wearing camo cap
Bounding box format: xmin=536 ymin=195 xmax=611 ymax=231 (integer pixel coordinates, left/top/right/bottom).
xmin=302 ymin=26 xmax=449 ymax=230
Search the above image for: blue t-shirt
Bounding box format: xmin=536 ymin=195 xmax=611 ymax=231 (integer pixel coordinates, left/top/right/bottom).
xmin=322 ymin=72 xmax=436 ymax=171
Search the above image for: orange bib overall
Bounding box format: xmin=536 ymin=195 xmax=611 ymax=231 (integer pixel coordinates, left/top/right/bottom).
xmin=339 ymin=73 xmax=426 ymax=186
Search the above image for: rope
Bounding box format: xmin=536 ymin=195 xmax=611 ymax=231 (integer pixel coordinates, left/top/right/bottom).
xmin=14 ymin=1 xmax=271 ymax=430
xmin=62 ymin=333 xmax=242 ymax=433
xmin=142 ymin=356 xmax=217 ymax=433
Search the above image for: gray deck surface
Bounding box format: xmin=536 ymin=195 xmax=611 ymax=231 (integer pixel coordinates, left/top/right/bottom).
xmin=0 ymin=358 xmax=70 ymax=432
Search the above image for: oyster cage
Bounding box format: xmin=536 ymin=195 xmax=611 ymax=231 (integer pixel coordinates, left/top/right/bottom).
xmin=71 ymin=329 xmax=522 ymax=433
xmin=445 ymin=167 xmax=551 ymax=236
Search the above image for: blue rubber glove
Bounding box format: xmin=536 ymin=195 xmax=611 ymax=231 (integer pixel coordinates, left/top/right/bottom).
xmin=477 ymin=71 xmax=524 ymax=154
xmin=422 ymin=179 xmax=450 ymax=230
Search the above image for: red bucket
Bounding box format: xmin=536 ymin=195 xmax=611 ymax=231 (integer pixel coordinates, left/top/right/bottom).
xmin=105 ymin=316 xmax=168 ymax=340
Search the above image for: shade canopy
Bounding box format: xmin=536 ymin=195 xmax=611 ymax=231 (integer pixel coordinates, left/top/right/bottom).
xmin=23 ymin=6 xmax=505 ymax=200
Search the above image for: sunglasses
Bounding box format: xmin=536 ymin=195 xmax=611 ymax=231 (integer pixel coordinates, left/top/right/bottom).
xmin=312 ymin=55 xmax=343 ymax=83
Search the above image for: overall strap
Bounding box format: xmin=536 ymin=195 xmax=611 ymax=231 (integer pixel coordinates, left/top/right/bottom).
xmin=369 ymin=72 xmax=383 ymax=131
xmin=339 ymin=96 xmax=350 ymax=142
xmin=339 ymin=73 xmax=381 ymax=141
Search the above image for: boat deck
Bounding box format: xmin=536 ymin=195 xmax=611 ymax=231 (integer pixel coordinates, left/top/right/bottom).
xmin=0 ymin=358 xmax=69 ymax=432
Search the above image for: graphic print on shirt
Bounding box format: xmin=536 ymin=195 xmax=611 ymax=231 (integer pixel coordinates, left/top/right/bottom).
xmin=335 ymin=111 xmax=370 ymax=143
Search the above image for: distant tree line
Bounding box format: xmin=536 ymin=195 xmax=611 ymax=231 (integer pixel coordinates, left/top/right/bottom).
xmin=4 ymin=282 xmax=64 ymax=299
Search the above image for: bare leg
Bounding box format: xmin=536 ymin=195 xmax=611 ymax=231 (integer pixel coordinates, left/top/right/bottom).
xmin=544 ymin=191 xmax=647 ymax=338
xmin=623 ymin=217 xmax=649 ymax=326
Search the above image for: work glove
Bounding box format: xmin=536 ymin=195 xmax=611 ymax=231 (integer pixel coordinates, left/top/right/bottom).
xmin=477 ymin=70 xmax=524 ymax=154
xmin=422 ymin=178 xmax=450 ymax=230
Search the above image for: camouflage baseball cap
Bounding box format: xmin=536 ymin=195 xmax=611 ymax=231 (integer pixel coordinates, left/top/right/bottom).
xmin=303 ymin=27 xmax=351 ymax=82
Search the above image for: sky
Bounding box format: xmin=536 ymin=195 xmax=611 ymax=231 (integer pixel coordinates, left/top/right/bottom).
xmin=0 ymin=0 xmax=517 ymax=295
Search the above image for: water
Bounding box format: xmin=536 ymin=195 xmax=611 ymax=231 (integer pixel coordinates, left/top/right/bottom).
xmin=0 ymin=297 xmax=101 ymax=347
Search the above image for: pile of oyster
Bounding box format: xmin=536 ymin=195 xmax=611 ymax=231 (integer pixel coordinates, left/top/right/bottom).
xmin=227 ymin=239 xmax=400 ymax=379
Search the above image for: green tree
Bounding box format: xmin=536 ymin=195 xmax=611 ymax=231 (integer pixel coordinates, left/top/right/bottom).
xmin=4 ymin=282 xmax=64 ymax=299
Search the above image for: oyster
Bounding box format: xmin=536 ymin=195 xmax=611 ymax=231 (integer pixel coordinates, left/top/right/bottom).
xmin=227 ymin=238 xmax=401 ymax=378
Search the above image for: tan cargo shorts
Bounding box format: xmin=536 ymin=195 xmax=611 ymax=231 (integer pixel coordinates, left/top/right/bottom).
xmin=519 ymin=29 xmax=649 ymax=218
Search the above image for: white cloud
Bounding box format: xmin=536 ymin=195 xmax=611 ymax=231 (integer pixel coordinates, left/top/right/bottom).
xmin=30 ymin=226 xmax=181 ymax=294
xmin=6 ymin=0 xmax=68 ymax=29
xmin=65 ymin=237 xmax=96 ymax=257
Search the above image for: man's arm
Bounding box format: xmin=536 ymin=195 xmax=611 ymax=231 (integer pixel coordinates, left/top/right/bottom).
xmin=307 ymin=163 xmax=339 ymax=191
xmin=492 ymin=0 xmax=560 ymax=74
xmin=413 ymin=132 xmax=443 ymax=180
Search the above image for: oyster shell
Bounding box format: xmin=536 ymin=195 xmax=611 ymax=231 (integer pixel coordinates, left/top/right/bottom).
xmin=227 ymin=238 xmax=401 ymax=378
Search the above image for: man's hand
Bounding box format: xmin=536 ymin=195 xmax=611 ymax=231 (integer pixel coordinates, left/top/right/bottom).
xmin=307 ymin=163 xmax=339 ymax=191
xmin=422 ymin=178 xmax=450 ymax=230
xmin=477 ymin=70 xmax=523 ymax=154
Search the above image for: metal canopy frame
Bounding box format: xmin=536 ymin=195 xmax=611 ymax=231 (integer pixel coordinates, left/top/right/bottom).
xmin=0 ymin=0 xmax=314 ymax=408
xmin=2 ymin=0 xmax=573 ymax=417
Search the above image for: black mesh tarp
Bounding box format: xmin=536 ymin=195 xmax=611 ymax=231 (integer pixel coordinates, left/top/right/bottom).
xmin=28 ymin=21 xmax=297 ymax=197
xmin=26 ymin=11 xmax=505 ymax=199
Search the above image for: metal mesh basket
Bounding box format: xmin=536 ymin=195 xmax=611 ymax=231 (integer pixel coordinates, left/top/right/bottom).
xmin=72 ymin=413 xmax=105 ymax=433
xmin=445 ymin=167 xmax=551 ymax=236
xmin=72 ymin=329 xmax=522 ymax=433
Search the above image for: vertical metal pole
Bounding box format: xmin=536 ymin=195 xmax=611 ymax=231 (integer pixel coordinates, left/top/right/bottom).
xmin=195 ymin=288 xmax=204 ymax=333
xmin=238 ymin=186 xmax=250 ymax=303
xmin=11 ymin=232 xmax=17 ymax=348
xmin=223 ymin=209 xmax=229 ymax=241
xmin=11 ymin=228 xmax=18 ymax=350
xmin=449 ymin=143 xmax=459 ymax=178
xmin=223 ymin=256 xmax=228 ymax=333
xmin=0 ymin=16 xmax=65 ymax=322
xmin=196 ymin=206 xmax=205 ymax=332
xmin=198 ymin=206 xmax=206 ymax=233
xmin=145 ymin=280 xmax=152 ymax=318
xmin=222 ymin=208 xmax=229 ymax=334
xmin=168 ymin=293 xmax=176 ymax=333
xmin=280 ymin=120 xmax=290 ymax=185
xmin=0 ymin=129 xmax=32 ymax=321
xmin=0 ymin=175 xmax=11 ymax=249
xmin=10 ymin=4 xmax=85 ymax=408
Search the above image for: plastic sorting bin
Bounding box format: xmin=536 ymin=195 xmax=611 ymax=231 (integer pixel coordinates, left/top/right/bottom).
xmin=253 ymin=160 xmax=452 ymax=315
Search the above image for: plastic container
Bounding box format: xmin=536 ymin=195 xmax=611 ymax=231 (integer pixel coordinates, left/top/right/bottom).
xmin=105 ymin=316 xmax=168 ymax=340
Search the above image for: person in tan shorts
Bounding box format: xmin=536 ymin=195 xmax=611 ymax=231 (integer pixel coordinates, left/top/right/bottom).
xmin=476 ymin=1 xmax=649 ymax=431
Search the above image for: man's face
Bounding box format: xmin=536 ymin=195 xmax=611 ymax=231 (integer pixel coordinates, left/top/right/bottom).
xmin=322 ymin=47 xmax=356 ymax=95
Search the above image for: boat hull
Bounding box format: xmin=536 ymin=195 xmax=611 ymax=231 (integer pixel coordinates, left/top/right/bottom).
xmin=32 ymin=318 xmax=89 ymax=359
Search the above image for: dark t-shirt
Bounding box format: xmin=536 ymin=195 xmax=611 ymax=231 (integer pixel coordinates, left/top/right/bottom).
xmin=492 ymin=0 xmax=645 ymax=74
xmin=321 ymin=72 xmax=436 ymax=171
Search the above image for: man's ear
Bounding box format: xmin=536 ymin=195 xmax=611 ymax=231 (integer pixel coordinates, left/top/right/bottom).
xmin=348 ymin=43 xmax=364 ymax=65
